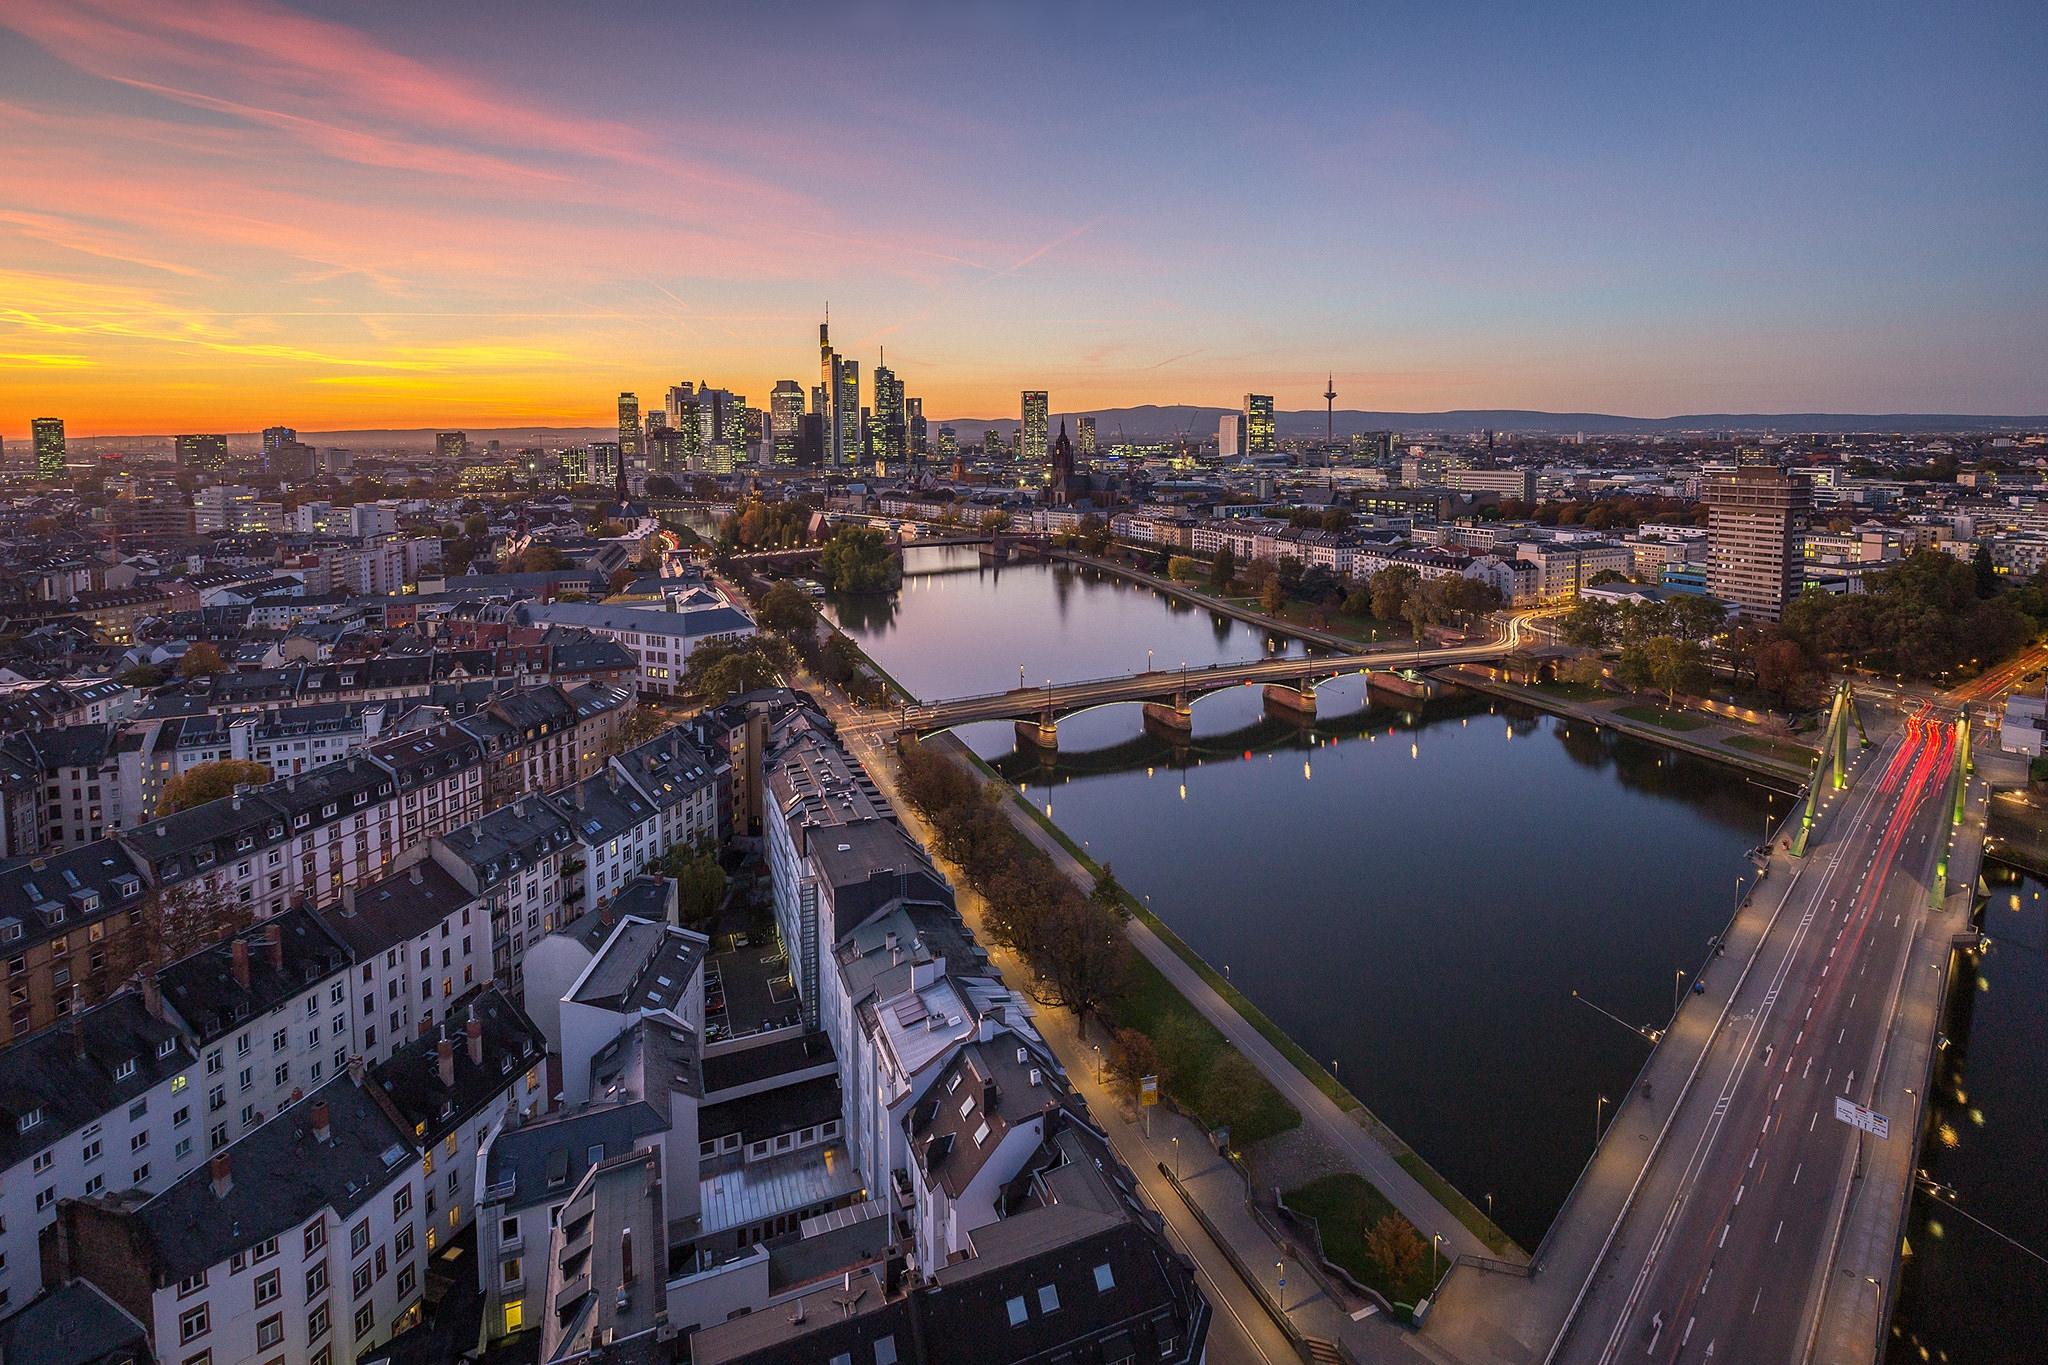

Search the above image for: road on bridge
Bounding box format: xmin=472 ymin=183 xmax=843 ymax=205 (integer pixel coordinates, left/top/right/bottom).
xmin=1552 ymin=707 xmax=1956 ymax=1365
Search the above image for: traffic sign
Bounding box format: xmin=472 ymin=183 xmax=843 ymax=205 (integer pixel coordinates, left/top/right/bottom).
xmin=1139 ymin=1074 xmax=1159 ymax=1107
xmin=1834 ymin=1095 xmax=1889 ymax=1139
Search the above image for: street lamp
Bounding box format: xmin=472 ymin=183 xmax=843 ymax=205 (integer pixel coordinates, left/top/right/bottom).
xmin=1275 ymin=1260 xmax=1287 ymax=1312
xmin=1432 ymin=1233 xmax=1443 ymax=1281
xmin=1596 ymin=1094 xmax=1609 ymax=1145
xmin=1171 ymin=1135 xmax=1181 ymax=1181
xmin=1485 ymin=1192 xmax=1494 ymax=1222
xmin=1674 ymin=968 xmax=1686 ymax=1016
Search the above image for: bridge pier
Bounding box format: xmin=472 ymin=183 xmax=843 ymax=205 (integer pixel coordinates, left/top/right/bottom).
xmin=1262 ymin=681 xmax=1318 ymax=721
xmin=1015 ymin=716 xmax=1058 ymax=751
xmin=1141 ymin=697 xmax=1194 ymax=738
xmin=1367 ymin=669 xmax=1432 ymax=702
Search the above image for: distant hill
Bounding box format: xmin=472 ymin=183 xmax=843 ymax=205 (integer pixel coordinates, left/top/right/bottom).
xmin=52 ymin=409 xmax=2047 ymax=454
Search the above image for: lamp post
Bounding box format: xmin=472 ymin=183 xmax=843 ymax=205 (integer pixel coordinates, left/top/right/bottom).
xmin=1275 ymin=1260 xmax=1287 ymax=1312
xmin=1171 ymin=1136 xmax=1181 ymax=1181
xmin=1674 ymin=968 xmax=1686 ymax=1017
xmin=1596 ymin=1094 xmax=1608 ymax=1146
xmin=1431 ymin=1233 xmax=1443 ymax=1281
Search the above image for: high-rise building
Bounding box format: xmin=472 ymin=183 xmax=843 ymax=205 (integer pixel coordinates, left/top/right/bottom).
xmin=1217 ymin=413 xmax=1243 ymax=460
xmin=906 ymin=397 xmax=927 ymax=460
xmin=984 ymin=428 xmax=1008 ymax=461
xmin=435 ymin=431 xmax=467 ymax=461
xmin=1020 ymin=391 xmax=1049 ymax=464
xmin=588 ymin=441 xmax=621 ymax=488
xmin=261 ymin=425 xmax=297 ymax=454
xmin=175 ymin=433 xmax=229 ymax=473
xmin=665 ymin=382 xmax=696 ymax=431
xmin=31 ymin=418 xmax=65 ymax=481
xmin=770 ymin=381 xmax=804 ymax=465
xmin=871 ymin=359 xmax=905 ymax=465
xmin=1243 ymin=394 xmax=1275 ymax=456
xmin=1704 ymin=460 xmax=1810 ymax=621
xmin=835 ymin=359 xmax=861 ymax=468
xmin=937 ymin=426 xmax=957 ymax=462
xmin=617 ymin=393 xmax=642 ymax=468
xmin=1076 ymin=415 xmax=1096 ymax=457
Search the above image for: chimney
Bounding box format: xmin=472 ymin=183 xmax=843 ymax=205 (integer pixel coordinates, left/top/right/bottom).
xmin=417 ymin=1016 xmax=433 ymax=1039
xmin=466 ymin=1015 xmax=484 ymax=1067
xmin=437 ymin=1036 xmax=455 ymax=1088
xmin=309 ymin=1099 xmax=331 ymax=1143
xmin=230 ymin=939 xmax=251 ymax=989
xmin=408 ymin=864 xmax=423 ymax=886
xmin=140 ymin=972 xmax=163 ymax=1020
xmin=265 ymin=923 xmax=283 ymax=972
xmin=209 ymin=1152 xmax=233 ymax=1198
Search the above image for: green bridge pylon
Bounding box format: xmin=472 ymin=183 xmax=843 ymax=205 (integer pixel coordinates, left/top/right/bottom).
xmin=1790 ymin=683 xmax=1857 ymax=858
xmin=1932 ymin=713 xmax=1971 ymax=910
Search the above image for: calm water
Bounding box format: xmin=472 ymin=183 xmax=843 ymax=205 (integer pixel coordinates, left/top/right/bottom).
xmin=1886 ymin=863 xmax=2048 ymax=1365
xmin=830 ymin=545 xmax=1306 ymax=700
xmin=838 ymin=554 xmax=1778 ymax=1247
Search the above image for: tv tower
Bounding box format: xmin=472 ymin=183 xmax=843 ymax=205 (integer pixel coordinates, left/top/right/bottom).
xmin=1323 ymin=373 xmax=1337 ymax=444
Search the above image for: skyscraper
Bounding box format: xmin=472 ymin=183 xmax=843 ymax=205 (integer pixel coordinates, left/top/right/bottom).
xmin=435 ymin=431 xmax=467 ymax=462
xmin=1076 ymin=415 xmax=1096 ymax=457
xmin=665 ymin=382 xmax=696 ymax=431
xmin=819 ymin=316 xmax=844 ymax=466
xmin=770 ymin=381 xmax=804 ymax=466
xmin=617 ymin=393 xmax=642 ymax=468
xmin=906 ymin=397 xmax=927 ymax=461
xmin=937 ymin=426 xmax=957 ymax=462
xmin=261 ymin=425 xmax=297 ymax=454
xmin=1704 ymin=459 xmax=1810 ymax=621
xmin=1243 ymin=394 xmax=1275 ymax=456
xmin=835 ymin=359 xmax=861 ymax=468
xmin=1217 ymin=413 xmax=1243 ymax=460
xmin=31 ymin=418 xmax=64 ymax=482
xmin=175 ymin=433 xmax=229 ymax=474
xmin=1020 ymin=391 xmax=1049 ymax=464
xmin=871 ymin=358 xmax=905 ymax=466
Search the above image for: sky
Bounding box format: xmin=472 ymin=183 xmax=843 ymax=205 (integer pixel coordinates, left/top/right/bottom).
xmin=1 ymin=0 xmax=2045 ymax=438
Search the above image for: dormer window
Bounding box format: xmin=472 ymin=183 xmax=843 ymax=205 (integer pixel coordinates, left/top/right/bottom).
xmin=321 ymin=803 xmax=337 ymax=818
xmin=17 ymin=1108 xmax=42 ymax=1133
xmin=193 ymin=849 xmax=214 ymax=868
xmin=352 ymin=792 xmax=367 ymax=807
xmin=235 ymin=835 xmax=254 ymax=852
xmin=115 ymin=876 xmax=141 ymax=898
xmin=156 ymin=1038 xmax=178 ymax=1059
xmin=114 ymin=1058 xmax=136 ymax=1081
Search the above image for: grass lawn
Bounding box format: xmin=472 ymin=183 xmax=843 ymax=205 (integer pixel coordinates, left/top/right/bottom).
xmin=1114 ymin=953 xmax=1300 ymax=1146
xmin=1217 ymin=594 xmax=1393 ymax=643
xmin=1725 ymin=734 xmax=1819 ymax=767
xmin=1615 ymin=703 xmax=1709 ymax=732
xmin=1532 ymin=680 xmax=1606 ymax=701
xmin=1283 ymin=1173 xmax=1439 ymax=1309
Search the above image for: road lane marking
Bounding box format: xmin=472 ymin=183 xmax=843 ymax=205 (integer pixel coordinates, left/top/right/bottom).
xmin=1794 ymin=1161 xmax=1803 ymax=1183
xmin=1775 ymin=1220 xmax=1784 ymax=1243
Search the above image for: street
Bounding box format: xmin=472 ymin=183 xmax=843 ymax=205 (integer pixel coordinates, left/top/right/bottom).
xmin=1555 ymin=708 xmax=1955 ymax=1364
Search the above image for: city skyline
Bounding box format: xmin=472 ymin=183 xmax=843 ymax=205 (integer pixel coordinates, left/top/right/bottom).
xmin=1 ymin=0 xmax=2045 ymax=437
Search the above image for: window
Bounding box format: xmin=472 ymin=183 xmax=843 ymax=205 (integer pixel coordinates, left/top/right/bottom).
xmin=352 ymin=1262 xmax=372 ymax=1299
xmin=306 ymin=1262 xmax=328 ymax=1297
xmin=305 ymin=1219 xmax=327 ymax=1255
xmin=181 ymin=1353 xmax=211 ymax=1365
xmin=253 ymin=1235 xmax=277 ymax=1262
xmin=133 ymin=1162 xmax=150 ymax=1184
xmin=175 ymin=1137 xmax=192 ymax=1160
xmin=502 ymin=1257 xmax=522 ymax=1286
xmin=1037 ymin=1284 xmax=1060 ymax=1314
xmin=498 ymin=1215 xmax=519 ymax=1242
xmin=501 ymin=1299 xmax=524 ymax=1334
xmin=393 ymin=1186 xmax=412 ymax=1218
xmin=131 ymin=1129 xmax=149 ymax=1152
xmin=178 ymin=1303 xmax=209 ymax=1343
xmin=254 ymin=1269 xmax=280 ymax=1305
xmin=256 ymin=1314 xmax=283 ymax=1349
xmin=874 ymin=1337 xmax=899 ymax=1365
xmin=1094 ymin=1262 xmax=1116 ymax=1293
xmin=307 ymin=1300 xmax=330 ymax=1340
xmin=31 ymin=1150 xmax=51 ymax=1175
xmin=16 ymin=1109 xmax=42 ymax=1133
xmin=395 ymin=1223 xmax=415 ymax=1257
xmin=174 ymin=1104 xmax=190 ymax=1127
xmin=350 ymin=1219 xmax=370 ymax=1255
xmin=1005 ymin=1296 xmax=1028 ymax=1327
xmin=176 ymin=1271 xmax=207 ymax=1299
xmin=35 ymin=1187 xmax=54 ymax=1211
xmin=353 ymin=1304 xmax=375 ymax=1339
xmin=396 ymin=1263 xmax=415 ymax=1297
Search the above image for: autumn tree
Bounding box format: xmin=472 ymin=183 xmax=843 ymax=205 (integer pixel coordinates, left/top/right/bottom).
xmin=158 ymin=759 xmax=272 ymax=815
xmin=755 ymin=582 xmax=817 ymax=635
xmin=1103 ymin=1028 xmax=1161 ymax=1107
xmin=176 ymin=642 xmax=228 ymax=678
xmin=1364 ymin=1212 xmax=1428 ymax=1288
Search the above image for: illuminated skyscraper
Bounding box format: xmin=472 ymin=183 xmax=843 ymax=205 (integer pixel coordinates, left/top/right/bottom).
xmin=937 ymin=426 xmax=957 ymax=462
xmin=871 ymin=358 xmax=905 ymax=465
xmin=175 ymin=433 xmax=229 ymax=474
xmin=1217 ymin=413 xmax=1243 ymax=460
xmin=31 ymin=418 xmax=65 ymax=482
xmin=1243 ymin=394 xmax=1275 ymax=455
xmin=664 ymin=383 xmax=696 ymax=430
xmin=435 ymin=431 xmax=466 ymax=461
xmin=261 ymin=425 xmax=297 ymax=454
xmin=1705 ymin=459 xmax=1810 ymax=621
xmin=1020 ymin=391 xmax=1049 ymax=464
xmin=617 ymin=393 xmax=642 ymax=468
xmin=820 ymin=316 xmax=847 ymax=466
xmin=984 ymin=428 xmax=1009 ymax=461
xmin=906 ymin=397 xmax=927 ymax=460
xmin=836 ymin=359 xmax=861 ymax=468
xmin=1076 ymin=415 xmax=1096 ymax=457
xmin=770 ymin=381 xmax=804 ymax=466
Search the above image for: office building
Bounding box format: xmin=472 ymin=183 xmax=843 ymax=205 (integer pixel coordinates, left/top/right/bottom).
xmin=871 ymin=360 xmax=905 ymax=465
xmin=1704 ymin=461 xmax=1811 ymax=621
xmin=1020 ymin=390 xmax=1049 ymax=463
xmin=1217 ymin=412 xmax=1243 ymax=460
xmin=435 ymin=431 xmax=466 ymax=461
xmin=1446 ymin=466 xmax=1538 ymax=501
xmin=617 ymin=392 xmax=641 ymax=468
xmin=174 ymin=433 xmax=228 ymax=473
xmin=1243 ymin=393 xmax=1275 ymax=455
xmin=769 ymin=380 xmax=803 ymax=465
xmin=906 ymin=395 xmax=927 ymax=459
xmin=31 ymin=418 xmax=65 ymax=482
xmin=260 ymin=424 xmax=297 ymax=454
xmin=835 ymin=358 xmax=860 ymax=467
xmin=1076 ymin=414 xmax=1096 ymax=456
xmin=937 ymin=425 xmax=957 ymax=462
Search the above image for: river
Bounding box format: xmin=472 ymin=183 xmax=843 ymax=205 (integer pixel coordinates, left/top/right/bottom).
xmin=831 ymin=548 xmax=1781 ymax=1248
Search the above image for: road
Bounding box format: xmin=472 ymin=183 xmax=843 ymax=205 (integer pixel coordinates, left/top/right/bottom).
xmin=1554 ymin=707 xmax=1955 ymax=1365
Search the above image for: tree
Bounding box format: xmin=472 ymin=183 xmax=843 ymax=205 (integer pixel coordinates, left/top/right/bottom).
xmin=1103 ymin=1028 xmax=1161 ymax=1107
xmin=1089 ymin=864 xmax=1131 ymax=921
xmin=1211 ymin=546 xmax=1237 ymax=592
xmin=1643 ymin=635 xmax=1708 ymax=705
xmin=1031 ymin=897 xmax=1128 ymax=1029
xmin=1259 ymin=577 xmax=1286 ymax=614
xmin=1664 ymin=594 xmax=1730 ymax=644
xmin=682 ymin=640 xmax=779 ymax=705
xmin=118 ymin=662 xmax=167 ymax=689
xmin=1167 ymin=556 xmax=1202 ymax=584
xmin=1753 ymin=637 xmax=1818 ymax=709
xmin=125 ymin=881 xmax=255 ymax=973
xmin=177 ymin=642 xmax=228 ymax=678
xmin=817 ymin=526 xmax=895 ymax=593
xmin=1369 ymin=565 xmax=1418 ymax=623
xmin=756 ymin=582 xmax=817 ymax=635
xmin=1559 ymin=600 xmax=1615 ymax=649
xmin=978 ymin=507 xmax=1012 ymax=533
xmin=513 ymin=544 xmax=570 ymax=573
xmin=158 ymin=759 xmax=272 ymax=815
xmin=606 ymin=566 xmax=637 ymax=595
xmin=656 ymin=842 xmax=726 ymax=930
xmin=1364 ymin=1212 xmax=1427 ymax=1288
xmin=1974 ymin=542 xmax=1997 ymax=599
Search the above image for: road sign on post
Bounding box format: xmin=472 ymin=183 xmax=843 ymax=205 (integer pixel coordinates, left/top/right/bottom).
xmin=1139 ymin=1075 xmax=1158 ymax=1106
xmin=1834 ymin=1095 xmax=1890 ymax=1140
